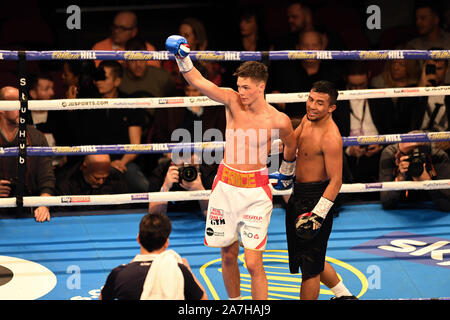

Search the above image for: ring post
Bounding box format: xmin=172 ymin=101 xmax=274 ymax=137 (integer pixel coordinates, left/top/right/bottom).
xmin=16 ymin=51 xmax=28 ymax=215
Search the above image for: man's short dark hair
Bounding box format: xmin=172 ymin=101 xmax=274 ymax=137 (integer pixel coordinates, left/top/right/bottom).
xmin=139 ymin=213 xmax=172 ymax=252
xmin=415 ymin=0 xmax=441 ymax=17
xmin=233 ymin=61 xmax=268 ymax=84
xmin=30 ymin=73 xmax=53 ymax=91
xmin=345 ymin=61 xmax=370 ymax=78
xmin=125 ymin=37 xmax=147 ymax=51
xmin=311 ymin=80 xmax=339 ymax=106
xmin=98 ymin=60 xmax=123 ymax=79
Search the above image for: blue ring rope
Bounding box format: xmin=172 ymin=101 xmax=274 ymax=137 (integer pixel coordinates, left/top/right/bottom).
xmin=0 ymin=50 xmax=449 ymax=61
xmin=0 ymin=132 xmax=448 ymax=156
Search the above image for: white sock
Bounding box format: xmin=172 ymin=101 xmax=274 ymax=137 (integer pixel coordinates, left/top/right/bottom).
xmin=330 ymin=281 xmax=352 ymax=297
xmin=229 ymin=295 xmax=242 ymax=300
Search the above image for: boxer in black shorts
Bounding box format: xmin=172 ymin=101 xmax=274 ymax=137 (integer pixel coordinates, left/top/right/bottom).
xmin=286 ymin=180 xmax=335 ymax=276
xmin=279 ymin=81 xmax=357 ymax=300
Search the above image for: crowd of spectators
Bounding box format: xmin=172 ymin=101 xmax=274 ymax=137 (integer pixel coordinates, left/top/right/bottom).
xmin=0 ymin=1 xmax=449 ymax=222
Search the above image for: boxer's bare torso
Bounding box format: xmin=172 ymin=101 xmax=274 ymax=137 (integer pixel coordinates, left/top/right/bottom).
xmin=223 ymin=92 xmax=289 ymax=171
xmin=294 ymin=114 xmax=342 ymax=182
xmin=182 ymin=68 xmax=296 ymax=171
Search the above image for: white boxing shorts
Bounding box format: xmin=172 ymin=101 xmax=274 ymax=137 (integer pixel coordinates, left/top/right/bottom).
xmin=204 ymin=162 xmax=273 ymax=251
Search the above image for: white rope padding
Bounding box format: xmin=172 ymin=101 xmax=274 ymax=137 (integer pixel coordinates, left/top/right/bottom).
xmin=1 ymin=179 xmax=448 ymax=208
xmin=0 ymin=84 xmax=448 ymax=209
xmin=0 ymin=86 xmax=448 ymax=111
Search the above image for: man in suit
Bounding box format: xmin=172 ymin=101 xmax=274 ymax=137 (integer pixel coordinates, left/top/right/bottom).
xmin=333 ymin=62 xmax=395 ymax=196
xmin=406 ymin=57 xmax=449 ymax=132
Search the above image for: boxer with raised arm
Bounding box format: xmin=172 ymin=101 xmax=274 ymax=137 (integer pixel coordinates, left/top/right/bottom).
xmin=166 ymin=35 xmax=297 ymax=300
xmin=286 ymin=80 xmax=356 ymax=300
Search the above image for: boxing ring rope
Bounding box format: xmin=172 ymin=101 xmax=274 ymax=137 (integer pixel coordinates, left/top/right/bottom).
xmin=0 ymin=48 xmax=449 ymax=209
xmin=0 ymin=132 xmax=449 ymax=157
xmin=0 ymin=86 xmax=449 ymax=110
xmin=0 ymin=49 xmax=449 ymax=61
xmin=0 ymin=178 xmax=448 ymax=208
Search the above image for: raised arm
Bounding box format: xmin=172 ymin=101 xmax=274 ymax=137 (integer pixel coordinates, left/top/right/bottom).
xmin=166 ymin=35 xmax=235 ymax=106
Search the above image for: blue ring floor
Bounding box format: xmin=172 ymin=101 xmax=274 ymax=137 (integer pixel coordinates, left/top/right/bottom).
xmin=0 ymin=202 xmax=449 ymax=300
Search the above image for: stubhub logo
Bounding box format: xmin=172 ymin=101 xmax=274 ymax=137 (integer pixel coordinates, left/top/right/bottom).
xmin=352 ymin=231 xmax=450 ymax=269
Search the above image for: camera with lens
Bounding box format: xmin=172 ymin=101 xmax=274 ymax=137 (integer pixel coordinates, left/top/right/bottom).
xmin=405 ymin=145 xmax=432 ymax=178
xmin=178 ymin=164 xmax=199 ymax=183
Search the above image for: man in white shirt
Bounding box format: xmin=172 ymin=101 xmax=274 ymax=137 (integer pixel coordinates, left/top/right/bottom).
xmin=333 ymin=62 xmax=395 ymax=186
xmin=413 ymin=58 xmax=449 ymax=132
xmin=28 ymin=73 xmax=56 ymax=147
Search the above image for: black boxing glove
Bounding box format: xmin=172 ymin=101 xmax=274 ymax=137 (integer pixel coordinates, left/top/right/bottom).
xmin=295 ymin=196 xmax=333 ymax=240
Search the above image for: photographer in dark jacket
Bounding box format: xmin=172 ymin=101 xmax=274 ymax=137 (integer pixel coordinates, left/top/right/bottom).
xmin=379 ymin=134 xmax=450 ymax=212
xmin=148 ymin=153 xmax=218 ymax=217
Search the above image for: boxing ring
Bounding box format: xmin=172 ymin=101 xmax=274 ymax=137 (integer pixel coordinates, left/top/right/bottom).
xmin=0 ymin=48 xmax=449 ymax=300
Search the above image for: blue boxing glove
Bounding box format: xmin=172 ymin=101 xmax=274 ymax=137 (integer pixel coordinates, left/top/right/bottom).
xmin=269 ymin=158 xmax=295 ymax=190
xmin=165 ymin=35 xmax=190 ymax=58
xmin=165 ymin=35 xmax=193 ymax=73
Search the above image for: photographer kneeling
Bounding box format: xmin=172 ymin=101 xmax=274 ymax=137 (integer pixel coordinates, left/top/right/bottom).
xmin=379 ymin=133 xmax=450 ymax=212
xmin=148 ymin=152 xmax=218 ymax=217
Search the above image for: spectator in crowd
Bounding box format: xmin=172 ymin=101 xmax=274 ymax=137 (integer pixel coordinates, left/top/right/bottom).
xmin=333 ymin=62 xmax=395 ymax=189
xmin=274 ymin=1 xmax=347 ymax=51
xmin=119 ymin=37 xmax=177 ymax=177
xmin=236 ymin=7 xmax=272 ymax=52
xmin=370 ymin=59 xmax=420 ymax=133
xmin=0 ymin=86 xmax=55 ymax=222
xmin=404 ymin=56 xmax=449 ymax=132
xmin=58 ymin=60 xmax=99 ymax=151
xmin=100 ymin=213 xmax=207 ymax=300
xmin=269 ymin=30 xmax=343 ymax=119
xmin=90 ymin=60 xmax=149 ymax=193
xmin=379 ymin=135 xmax=450 ymax=212
xmin=405 ymin=1 xmax=450 ymax=83
xmin=269 ymin=2 xmax=348 ymax=113
xmin=56 ymin=154 xmax=130 ymax=211
xmin=61 ymin=60 xmax=99 ymax=100
xmin=148 ymin=152 xmax=218 ymax=217
xmin=62 ymin=61 xmax=81 ymax=100
xmin=119 ymin=37 xmax=177 ymax=99
xmin=28 ymin=72 xmax=56 ymax=145
xmin=371 ymin=59 xmax=420 ymax=89
xmin=163 ymin=17 xmax=225 ymax=94
xmin=273 ymin=1 xmax=314 ymax=50
xmin=28 ymin=72 xmax=67 ymax=170
xmin=92 ymin=10 xmax=160 ymax=68
xmin=223 ymin=7 xmax=273 ymax=87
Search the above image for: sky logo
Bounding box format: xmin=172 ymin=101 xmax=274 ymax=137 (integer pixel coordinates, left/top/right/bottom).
xmin=352 ymin=231 xmax=450 ymax=269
